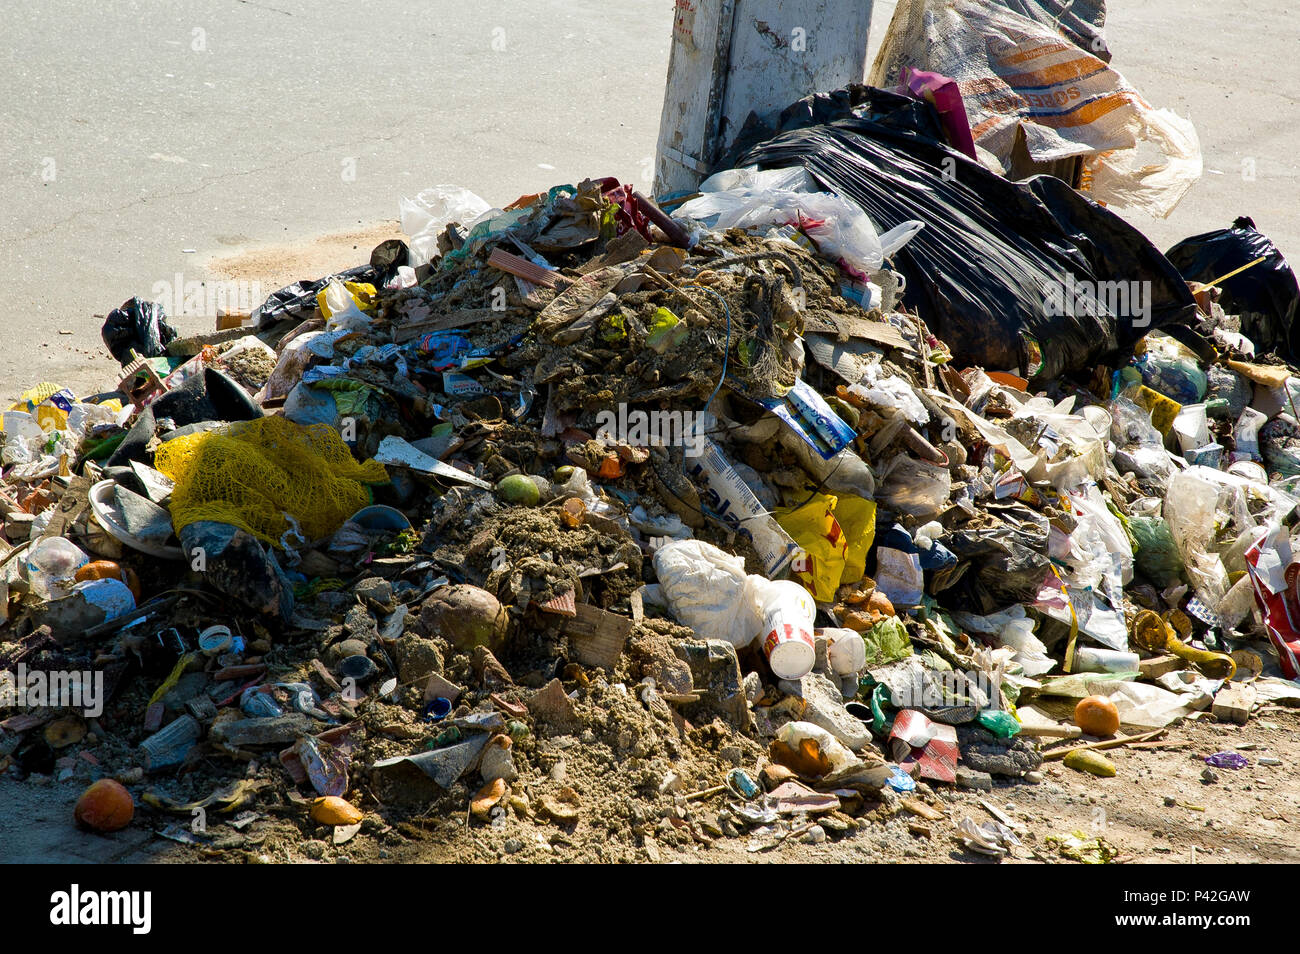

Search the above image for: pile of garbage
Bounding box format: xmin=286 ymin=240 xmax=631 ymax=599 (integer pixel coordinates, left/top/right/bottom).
xmin=4 ymin=78 xmax=1300 ymax=862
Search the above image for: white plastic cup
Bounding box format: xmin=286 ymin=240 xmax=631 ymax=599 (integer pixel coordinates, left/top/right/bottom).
xmin=1173 ymin=403 xmax=1210 ymax=453
xmin=1080 ymin=405 xmax=1112 ymax=441
xmin=758 ymin=580 xmax=817 ymax=680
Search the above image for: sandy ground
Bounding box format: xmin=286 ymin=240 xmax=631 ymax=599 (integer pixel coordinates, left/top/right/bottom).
xmin=4 ymin=704 xmax=1296 ymax=865
xmin=202 ymin=223 xmax=403 ymax=291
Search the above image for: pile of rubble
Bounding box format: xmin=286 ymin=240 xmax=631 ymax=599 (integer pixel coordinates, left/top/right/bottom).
xmin=3 ymin=77 xmax=1300 ymax=865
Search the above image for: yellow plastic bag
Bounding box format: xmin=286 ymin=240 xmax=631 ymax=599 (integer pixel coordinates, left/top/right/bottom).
xmin=777 ymin=494 xmax=848 ymax=602
xmin=317 ymin=281 xmax=377 ymax=319
xmin=1130 ymin=385 xmax=1181 ymax=437
xmin=832 ymin=495 xmax=876 ymax=585
xmin=9 ymin=383 xmax=74 ymax=433
xmin=11 ymin=382 xmax=63 ymax=411
xmin=155 ymin=416 xmax=388 ymax=547
xmin=777 ymin=493 xmax=878 ymax=599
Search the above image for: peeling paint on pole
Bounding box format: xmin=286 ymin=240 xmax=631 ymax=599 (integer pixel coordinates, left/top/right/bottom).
xmin=654 ymin=0 xmax=874 ymax=197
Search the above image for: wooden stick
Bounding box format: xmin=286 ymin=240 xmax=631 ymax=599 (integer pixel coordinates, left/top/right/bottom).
xmin=1204 ymin=255 xmax=1266 ymax=289
xmin=1015 ymin=723 xmax=1082 ymax=739
xmin=979 ymin=798 xmax=1026 ymax=832
xmin=1042 ymin=728 xmax=1166 ymax=761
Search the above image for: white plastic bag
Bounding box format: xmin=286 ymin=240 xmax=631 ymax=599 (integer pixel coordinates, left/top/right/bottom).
xmin=653 ymin=540 xmax=762 ymax=649
xmin=399 ymin=185 xmax=492 ymax=267
xmin=1087 ymin=679 xmax=1192 ymax=729
xmin=1 ymin=411 xmax=45 ymax=466
xmin=878 ymin=220 xmax=925 ymax=259
xmin=65 ymin=402 xmax=118 ymax=440
xmin=952 ymin=605 xmax=1056 ymax=677
xmin=698 ymin=166 xmax=816 ymax=194
xmin=849 ymin=361 xmax=928 ymax=424
xmin=321 ymin=279 xmax=372 ymax=334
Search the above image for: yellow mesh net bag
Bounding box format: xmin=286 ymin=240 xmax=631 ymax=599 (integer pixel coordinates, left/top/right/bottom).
xmin=154 ymin=415 xmax=388 ymax=547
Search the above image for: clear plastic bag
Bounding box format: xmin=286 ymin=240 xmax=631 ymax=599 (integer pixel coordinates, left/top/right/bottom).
xmin=1137 ymin=333 xmax=1208 ymax=404
xmin=1109 ymin=394 xmax=1175 ymax=485
xmin=25 ymin=538 xmax=89 ymax=601
xmin=678 ymin=175 xmax=883 ymax=274
xmin=399 ymin=185 xmax=492 ymax=267
xmin=1065 ymin=485 xmax=1134 ymax=588
xmin=875 ymin=453 xmax=951 ymax=518
xmin=1163 ymin=468 xmax=1229 ymax=605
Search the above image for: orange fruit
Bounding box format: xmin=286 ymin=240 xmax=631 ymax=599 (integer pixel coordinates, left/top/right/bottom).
xmin=310 ymin=796 xmax=363 ymax=826
xmin=1074 ymin=695 xmax=1120 ymax=737
xmin=74 ymin=561 xmax=142 ymax=602
xmin=74 ymin=779 xmax=135 ymax=833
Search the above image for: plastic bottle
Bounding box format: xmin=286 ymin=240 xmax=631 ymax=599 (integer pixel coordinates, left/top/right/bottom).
xmin=1216 ymin=574 xmax=1256 ymax=630
xmin=1072 ymin=647 xmax=1141 ymax=674
xmin=755 ymin=579 xmax=817 ymax=680
xmin=138 ymin=715 xmax=201 ymax=771
xmin=25 ymin=538 xmax=89 ymax=601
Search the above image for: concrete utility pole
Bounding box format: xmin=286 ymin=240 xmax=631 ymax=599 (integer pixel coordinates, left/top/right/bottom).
xmin=654 ymin=0 xmax=874 ymax=198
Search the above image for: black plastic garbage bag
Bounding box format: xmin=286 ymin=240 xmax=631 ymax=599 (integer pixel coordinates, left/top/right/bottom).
xmin=180 ymin=521 xmax=294 ymax=621
xmin=107 ymin=367 xmax=263 ymax=467
xmin=101 ymin=297 xmax=179 ymax=364
xmin=1165 ymin=217 xmax=1300 ymax=361
xmin=944 ymin=508 xmax=1051 ymax=607
xmin=730 ymin=86 xmax=1198 ymax=382
xmin=251 ymin=268 xmax=369 ymax=330
xmin=250 ymin=240 xmax=410 ymax=329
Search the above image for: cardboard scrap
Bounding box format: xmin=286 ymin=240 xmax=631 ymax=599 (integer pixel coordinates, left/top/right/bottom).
xmin=563 ymin=603 xmax=633 ymax=671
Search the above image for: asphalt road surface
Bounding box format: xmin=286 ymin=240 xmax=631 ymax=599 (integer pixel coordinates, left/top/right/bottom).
xmin=3 ymin=1 xmax=1297 ymax=403
xmin=0 ymin=0 xmax=673 ymax=400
